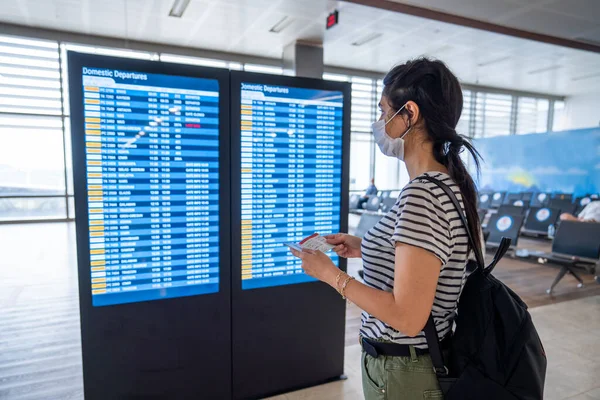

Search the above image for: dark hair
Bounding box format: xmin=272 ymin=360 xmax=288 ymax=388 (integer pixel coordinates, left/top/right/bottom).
xmin=383 ymin=57 xmax=482 ymax=252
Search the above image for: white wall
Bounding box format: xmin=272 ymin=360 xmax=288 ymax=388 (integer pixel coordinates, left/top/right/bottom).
xmin=561 ymin=93 xmax=600 ymax=130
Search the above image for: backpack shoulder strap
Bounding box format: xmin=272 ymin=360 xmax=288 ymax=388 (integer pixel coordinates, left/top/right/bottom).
xmin=419 ymin=174 xmax=482 ymax=379
xmin=419 ymin=174 xmax=512 ymax=380
xmin=419 ymin=175 xmax=485 ymax=270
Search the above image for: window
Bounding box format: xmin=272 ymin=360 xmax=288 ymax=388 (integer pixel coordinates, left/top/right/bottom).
xmin=460 ymin=88 xmax=558 ymax=137
xmin=552 ymin=100 xmax=566 ymax=132
xmin=160 ymin=53 xmax=234 ymax=69
xmin=374 ymin=151 xmax=409 ymax=191
xmin=0 ymin=36 xmax=61 ymax=116
xmin=516 ymin=97 xmax=549 ymax=134
xmin=0 ymin=35 xmax=68 ymax=222
xmin=456 ymin=89 xmax=472 ymax=136
xmin=324 ymin=74 xmax=387 ymax=191
xmin=480 ymin=93 xmax=512 ymax=137
xmin=62 ymin=43 xmax=156 ymax=60
xmin=350 ymin=77 xmax=376 ymax=134
xmin=243 ymin=64 xmax=283 ymax=74
xmin=349 ymin=133 xmax=373 ymax=191
xmin=0 ymin=115 xmax=66 ymax=196
xmin=0 ymin=32 xmax=567 ymax=221
xmin=0 ymin=197 xmax=67 ymax=221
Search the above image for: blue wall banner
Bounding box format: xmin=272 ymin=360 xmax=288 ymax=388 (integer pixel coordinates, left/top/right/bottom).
xmin=473 ymin=128 xmax=600 ymax=196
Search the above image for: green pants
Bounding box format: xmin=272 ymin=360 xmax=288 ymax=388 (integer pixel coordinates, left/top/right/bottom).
xmin=361 ymin=347 xmax=444 ymax=399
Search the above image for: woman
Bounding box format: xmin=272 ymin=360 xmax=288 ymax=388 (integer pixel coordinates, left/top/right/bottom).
xmin=290 ymin=58 xmax=482 ymax=399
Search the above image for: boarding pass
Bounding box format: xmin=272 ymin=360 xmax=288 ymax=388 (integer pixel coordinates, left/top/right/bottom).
xmin=286 ymin=233 xmax=334 ymax=253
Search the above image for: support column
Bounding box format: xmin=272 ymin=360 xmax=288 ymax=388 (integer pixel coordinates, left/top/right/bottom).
xmin=283 ymin=41 xmax=324 ymax=79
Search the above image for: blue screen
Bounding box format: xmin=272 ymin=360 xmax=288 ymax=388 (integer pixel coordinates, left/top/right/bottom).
xmin=81 ymin=67 xmax=220 ymax=306
xmin=240 ymin=82 xmax=343 ymax=290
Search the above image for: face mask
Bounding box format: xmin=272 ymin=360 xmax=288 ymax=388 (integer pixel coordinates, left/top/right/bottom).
xmin=371 ymin=104 xmax=413 ymax=160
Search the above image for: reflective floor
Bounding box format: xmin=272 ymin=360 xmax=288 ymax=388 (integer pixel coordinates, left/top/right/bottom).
xmin=1 ymin=222 xmax=599 ymax=400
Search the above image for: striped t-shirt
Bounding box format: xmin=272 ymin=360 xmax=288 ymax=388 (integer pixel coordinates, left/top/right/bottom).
xmin=360 ymin=172 xmax=469 ymax=348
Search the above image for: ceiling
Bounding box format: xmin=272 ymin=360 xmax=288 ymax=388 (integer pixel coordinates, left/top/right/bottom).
xmin=387 ymin=0 xmax=600 ymax=45
xmin=0 ymin=0 xmax=599 ymax=96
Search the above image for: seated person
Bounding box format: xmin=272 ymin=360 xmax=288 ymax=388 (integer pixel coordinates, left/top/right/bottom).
xmin=560 ymin=200 xmax=600 ymax=223
xmin=357 ymin=179 xmax=378 ymax=209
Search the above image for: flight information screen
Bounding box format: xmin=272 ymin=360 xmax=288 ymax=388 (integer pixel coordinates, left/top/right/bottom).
xmin=239 ymin=82 xmax=343 ymax=290
xmin=81 ymin=67 xmax=220 ymax=306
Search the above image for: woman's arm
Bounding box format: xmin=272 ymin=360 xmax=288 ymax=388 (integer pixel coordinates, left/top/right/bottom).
xmin=340 ymin=243 xmax=440 ymax=337
xmin=302 ymin=242 xmax=441 ymax=337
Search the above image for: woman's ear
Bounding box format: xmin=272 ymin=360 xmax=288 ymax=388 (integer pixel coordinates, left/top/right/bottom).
xmin=404 ymin=101 xmax=420 ymax=125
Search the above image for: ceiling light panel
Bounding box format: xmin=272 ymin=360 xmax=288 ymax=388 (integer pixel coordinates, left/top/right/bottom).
xmin=169 ymin=0 xmax=191 ymax=18
xmin=478 ymin=56 xmax=511 ymax=67
xmin=572 ymin=72 xmax=600 ymax=81
xmin=269 ymin=16 xmax=295 ymax=33
xmin=352 ymin=33 xmax=382 ymax=46
xmin=527 ymin=65 xmax=562 ymax=75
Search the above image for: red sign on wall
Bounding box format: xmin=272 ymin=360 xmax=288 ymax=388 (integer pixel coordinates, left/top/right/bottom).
xmin=326 ymin=10 xmax=339 ymax=30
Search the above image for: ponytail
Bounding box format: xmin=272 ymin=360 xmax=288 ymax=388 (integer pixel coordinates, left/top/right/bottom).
xmin=444 ymin=135 xmax=482 ymax=253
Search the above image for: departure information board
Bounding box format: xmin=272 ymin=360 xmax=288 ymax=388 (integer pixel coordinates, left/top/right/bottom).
xmin=240 ymin=83 xmax=343 ymax=290
xmin=81 ymin=67 xmax=220 ymax=306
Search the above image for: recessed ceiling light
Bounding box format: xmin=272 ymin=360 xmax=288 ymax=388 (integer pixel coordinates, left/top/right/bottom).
xmin=352 ymin=33 xmax=382 ymax=46
xmin=572 ymin=72 xmax=600 ymax=81
xmin=477 ymin=56 xmax=510 ymax=67
xmin=269 ymin=16 xmax=294 ymax=33
xmin=527 ymin=65 xmax=562 ymax=75
xmin=169 ymin=0 xmax=191 ymax=18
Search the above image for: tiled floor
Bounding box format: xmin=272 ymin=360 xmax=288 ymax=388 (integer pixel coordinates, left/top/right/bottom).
xmin=268 ymin=295 xmax=600 ymax=400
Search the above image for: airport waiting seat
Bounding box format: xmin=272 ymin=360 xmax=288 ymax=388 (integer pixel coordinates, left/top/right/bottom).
xmin=478 ymin=192 xmax=493 ymax=209
xmin=517 ymin=220 xmax=600 ymax=294
xmin=483 ymin=230 xmax=491 ymax=243
xmin=478 ymin=209 xmax=487 ymax=226
xmin=389 ymin=190 xmax=401 ymax=199
xmin=486 ymin=213 xmax=525 ymax=250
xmin=365 ymin=196 xmax=382 ymax=212
xmin=355 ymin=213 xmax=384 ymax=238
xmin=511 ymin=199 xmax=530 ymax=208
xmin=521 ymin=206 xmax=560 ymax=237
xmin=531 ymin=192 xmax=550 ymax=207
xmin=552 ymin=193 xmax=573 ymax=201
xmin=497 ymin=204 xmax=528 ymax=217
xmin=380 ymin=191 xmax=392 ymax=201
xmin=349 ymin=194 xmax=360 ymax=211
xmin=490 ymin=191 xmax=506 ymax=208
xmin=503 ymin=192 xmax=522 ymax=205
xmin=548 ymin=198 xmax=577 ymax=215
xmin=573 ymin=196 xmax=594 ymax=214
xmin=552 ymin=221 xmax=600 ymax=260
xmin=381 ymin=196 xmax=397 ymax=212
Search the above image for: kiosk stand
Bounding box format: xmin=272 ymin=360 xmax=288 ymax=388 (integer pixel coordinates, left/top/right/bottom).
xmin=69 ymin=52 xmax=231 ymax=399
xmin=230 ymin=72 xmax=351 ymax=399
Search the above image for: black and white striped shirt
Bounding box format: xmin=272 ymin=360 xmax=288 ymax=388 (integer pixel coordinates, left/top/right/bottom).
xmin=360 ymin=172 xmax=469 ymax=348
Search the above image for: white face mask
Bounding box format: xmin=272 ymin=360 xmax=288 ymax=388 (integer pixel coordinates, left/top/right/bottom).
xmin=371 ymin=104 xmax=412 ymax=160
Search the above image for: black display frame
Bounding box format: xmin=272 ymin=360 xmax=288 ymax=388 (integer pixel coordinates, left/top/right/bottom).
xmin=229 ymin=71 xmax=351 ymax=400
xmin=68 ymin=52 xmax=232 ymax=399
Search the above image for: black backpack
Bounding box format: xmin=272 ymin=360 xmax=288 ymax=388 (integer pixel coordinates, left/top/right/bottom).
xmin=421 ymin=176 xmax=547 ymax=400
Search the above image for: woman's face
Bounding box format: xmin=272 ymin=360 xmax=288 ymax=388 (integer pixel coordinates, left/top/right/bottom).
xmin=378 ymin=95 xmax=411 ymax=140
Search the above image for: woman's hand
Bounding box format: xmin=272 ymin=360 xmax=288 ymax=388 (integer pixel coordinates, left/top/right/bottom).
xmin=289 ymin=248 xmax=338 ymax=287
xmin=325 ymin=233 xmax=362 ymax=258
